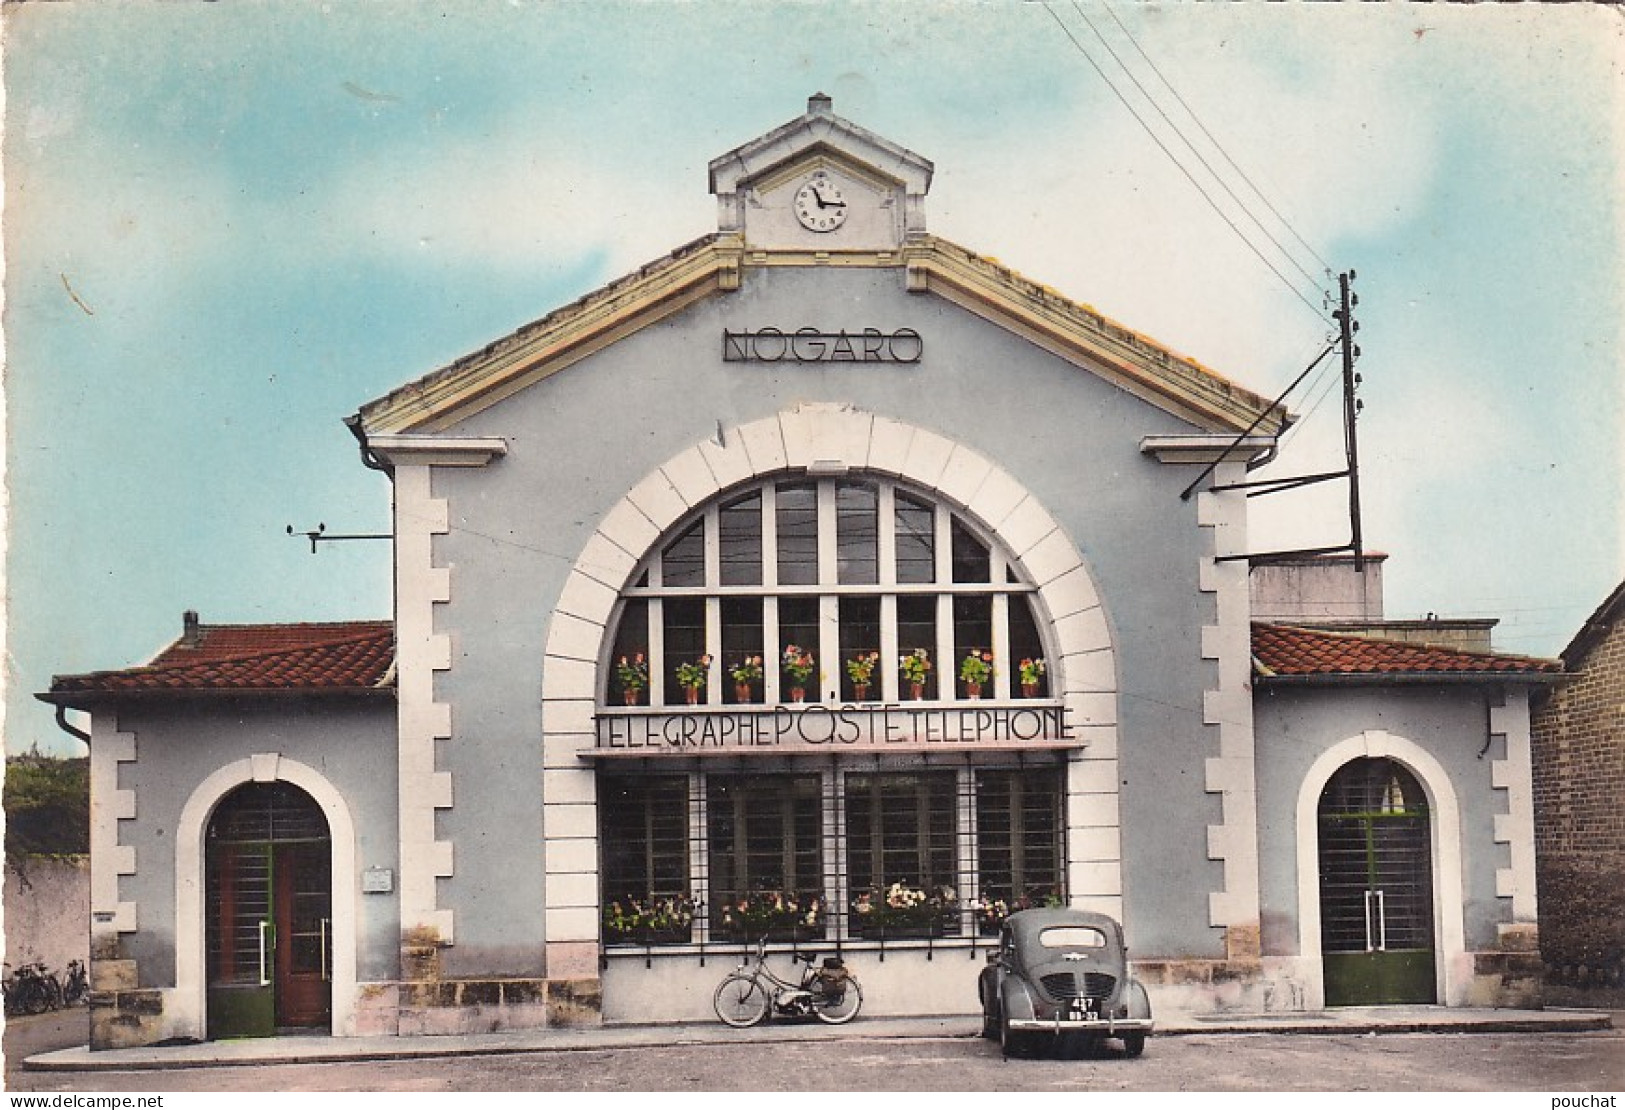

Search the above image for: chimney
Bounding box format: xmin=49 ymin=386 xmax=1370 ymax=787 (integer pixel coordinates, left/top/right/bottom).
xmin=181 ymin=610 xmax=202 ymax=649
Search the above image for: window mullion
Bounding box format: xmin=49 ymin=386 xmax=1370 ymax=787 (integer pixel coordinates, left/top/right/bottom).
xmin=880 ymin=594 xmax=899 ymax=703
xmin=691 ymin=773 xmax=709 ymax=944
xmin=934 ymin=504 xmax=955 ymax=701
xmin=764 ymin=599 xmax=782 ymax=703
xmin=761 ymin=483 xmax=780 ymax=589
xmin=703 ymin=503 xmax=721 ymax=586
xmin=936 ymin=593 xmax=955 ymax=703
xmin=959 ymin=765 xmax=979 ymax=934
xmin=705 ymin=596 xmax=722 ymax=705
xmin=819 ymin=595 xmax=840 ymax=703
xmin=828 ymin=767 xmax=847 ymax=943
xmin=878 ymin=483 xmax=898 ymax=587
xmin=816 ymin=480 xmax=838 ymax=585
xmin=648 ymin=597 xmax=666 ymax=709
xmin=992 ymin=592 xmax=1011 ymax=699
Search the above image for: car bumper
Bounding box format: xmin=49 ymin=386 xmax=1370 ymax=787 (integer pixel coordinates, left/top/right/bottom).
xmin=1006 ymin=1017 xmax=1154 ymax=1036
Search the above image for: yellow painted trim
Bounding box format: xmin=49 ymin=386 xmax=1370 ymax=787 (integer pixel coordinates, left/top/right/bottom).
xmin=359 ymin=235 xmax=1285 ymax=437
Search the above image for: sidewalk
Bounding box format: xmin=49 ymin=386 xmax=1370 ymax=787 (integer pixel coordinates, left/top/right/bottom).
xmin=23 ymin=1007 xmax=1615 ymax=1073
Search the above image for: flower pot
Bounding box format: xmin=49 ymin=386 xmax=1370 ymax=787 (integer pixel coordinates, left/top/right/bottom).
xmin=684 ymin=687 xmax=699 ymax=706
xmin=790 ymin=687 xmax=806 ymax=703
xmin=623 ymin=689 xmax=641 ymax=706
xmin=1021 ymin=682 xmax=1039 ymax=698
xmin=735 ymin=683 xmax=754 ymax=703
xmin=853 ymin=684 xmax=870 ymax=701
xmin=910 ymin=682 xmax=925 ymax=701
xmin=965 ymin=682 xmax=983 ymax=700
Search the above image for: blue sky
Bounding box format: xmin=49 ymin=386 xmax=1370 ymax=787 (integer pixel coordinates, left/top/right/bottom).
xmin=5 ymin=2 xmax=1621 ymax=755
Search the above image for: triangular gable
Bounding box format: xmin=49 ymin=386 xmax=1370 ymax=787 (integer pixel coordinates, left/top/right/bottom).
xmin=356 ymin=233 xmax=1287 ymax=437
xmin=357 ymin=94 xmax=1288 ymax=438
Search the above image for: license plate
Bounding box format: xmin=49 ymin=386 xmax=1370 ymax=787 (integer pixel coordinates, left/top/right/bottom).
xmin=1069 ymin=1000 xmax=1099 ymax=1022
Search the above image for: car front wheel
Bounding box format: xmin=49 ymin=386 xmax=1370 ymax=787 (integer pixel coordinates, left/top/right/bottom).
xmin=1000 ymin=1015 xmax=1030 ymax=1059
xmin=1121 ymin=1032 xmax=1147 ymax=1058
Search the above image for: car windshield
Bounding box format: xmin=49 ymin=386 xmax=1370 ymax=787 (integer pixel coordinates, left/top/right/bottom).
xmin=1038 ymin=926 xmax=1107 ymax=950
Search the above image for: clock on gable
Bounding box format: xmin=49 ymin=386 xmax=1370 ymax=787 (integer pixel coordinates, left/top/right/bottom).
xmin=793 ymin=170 xmax=848 ymax=233
xmin=709 ymin=94 xmax=934 ymax=251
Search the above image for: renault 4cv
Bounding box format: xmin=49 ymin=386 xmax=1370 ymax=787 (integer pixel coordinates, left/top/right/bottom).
xmin=978 ymin=908 xmax=1154 ymax=1058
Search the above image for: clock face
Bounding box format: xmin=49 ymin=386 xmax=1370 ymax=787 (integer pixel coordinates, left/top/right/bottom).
xmin=793 ymin=174 xmax=848 ymax=233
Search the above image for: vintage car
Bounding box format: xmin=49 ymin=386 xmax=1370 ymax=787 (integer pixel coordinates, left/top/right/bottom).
xmin=978 ymin=907 xmax=1153 ymax=1058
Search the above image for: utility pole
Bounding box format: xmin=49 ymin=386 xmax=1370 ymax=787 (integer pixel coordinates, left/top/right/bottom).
xmin=1335 ymin=271 xmax=1365 ymax=572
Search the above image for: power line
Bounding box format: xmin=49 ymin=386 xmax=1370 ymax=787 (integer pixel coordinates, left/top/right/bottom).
xmin=1039 ymin=1 xmax=1333 ymax=326
xmin=1094 ymin=0 xmax=1336 ymax=280
xmin=1067 ymin=0 xmax=1330 ymax=300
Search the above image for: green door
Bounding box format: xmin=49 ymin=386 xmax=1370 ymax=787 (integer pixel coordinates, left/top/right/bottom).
xmin=1318 ymin=759 xmax=1436 ymax=1006
xmin=205 ymin=783 xmax=332 ymax=1039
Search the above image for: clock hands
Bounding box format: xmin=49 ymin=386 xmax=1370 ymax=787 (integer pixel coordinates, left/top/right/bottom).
xmin=811 ymin=184 xmax=846 ymax=211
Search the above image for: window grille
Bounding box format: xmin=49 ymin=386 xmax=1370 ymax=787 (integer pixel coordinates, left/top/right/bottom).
xmin=598 ymin=761 xmax=1066 ymax=951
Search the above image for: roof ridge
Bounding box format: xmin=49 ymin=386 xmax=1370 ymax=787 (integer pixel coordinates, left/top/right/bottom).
xmin=154 ymin=625 xmax=394 ymax=671
xmin=1255 ymin=621 xmax=1560 ymax=666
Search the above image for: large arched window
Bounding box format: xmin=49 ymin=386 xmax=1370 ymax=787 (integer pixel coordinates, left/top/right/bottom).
xmin=593 ymin=474 xmax=1069 ymax=950
xmin=602 ymin=475 xmax=1053 ymax=708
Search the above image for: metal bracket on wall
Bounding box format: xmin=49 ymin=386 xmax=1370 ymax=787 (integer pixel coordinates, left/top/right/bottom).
xmin=286 ymin=523 xmax=393 ymax=554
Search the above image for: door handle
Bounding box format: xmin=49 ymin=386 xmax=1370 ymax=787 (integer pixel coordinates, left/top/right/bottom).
xmin=1362 ymin=890 xmax=1375 ymax=952
xmin=1374 ymin=890 xmax=1387 ymax=951
xmin=321 ymin=918 xmax=331 ymax=982
xmin=258 ymin=920 xmax=273 ymax=986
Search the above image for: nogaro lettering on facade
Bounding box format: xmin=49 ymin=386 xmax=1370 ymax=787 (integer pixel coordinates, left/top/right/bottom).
xmin=722 ymin=327 xmax=923 ymax=364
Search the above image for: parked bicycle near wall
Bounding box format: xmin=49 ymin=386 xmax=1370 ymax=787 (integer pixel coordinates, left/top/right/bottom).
xmin=712 ymin=937 xmax=862 ymax=1027
xmin=60 ymin=959 xmax=89 ymax=1006
xmin=2 ymin=961 xmax=64 ymax=1016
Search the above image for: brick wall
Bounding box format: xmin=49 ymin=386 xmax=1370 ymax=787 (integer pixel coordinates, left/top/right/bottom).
xmin=1531 ymin=599 xmax=1625 ymax=992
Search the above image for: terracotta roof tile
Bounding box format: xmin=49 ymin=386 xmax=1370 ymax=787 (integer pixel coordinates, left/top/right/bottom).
xmin=1252 ymin=623 xmax=1561 ymax=679
xmin=48 ymin=621 xmax=394 ymax=698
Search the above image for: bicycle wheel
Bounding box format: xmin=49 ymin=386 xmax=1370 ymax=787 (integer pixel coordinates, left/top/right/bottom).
xmin=812 ymin=976 xmax=862 ymax=1024
xmin=712 ymin=975 xmax=770 ymax=1027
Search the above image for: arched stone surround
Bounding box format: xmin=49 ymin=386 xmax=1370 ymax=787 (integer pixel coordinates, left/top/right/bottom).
xmin=172 ymin=755 xmax=361 ymax=1040
xmin=1294 ymin=730 xmax=1468 ymax=1008
xmin=538 ymin=403 xmax=1122 ymax=982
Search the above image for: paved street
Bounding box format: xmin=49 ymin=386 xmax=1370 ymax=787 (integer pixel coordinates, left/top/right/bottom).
xmin=6 ymin=1009 xmax=1623 ymax=1093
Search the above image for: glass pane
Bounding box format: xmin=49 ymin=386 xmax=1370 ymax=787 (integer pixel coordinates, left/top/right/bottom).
xmin=845 ymin=772 xmax=959 ymax=936
xmin=776 ymin=482 xmax=819 ymax=586
xmin=1008 ymin=594 xmax=1048 ymax=697
xmin=206 ymin=842 xmax=271 ymax=985
xmin=719 ymin=491 xmax=763 ymax=586
xmin=894 ymin=492 xmax=935 ymax=584
xmin=661 ymin=518 xmax=706 ymax=588
xmin=778 ymin=596 xmax=820 ymax=702
xmin=951 ymin=517 xmax=991 ymax=583
xmin=975 ymin=768 xmax=1063 ymax=934
xmin=836 ymin=482 xmax=879 ymax=585
xmin=662 ymin=599 xmax=706 ymax=704
xmin=707 ymin=774 xmax=825 ymax=940
xmin=953 ymin=595 xmax=994 ymax=697
xmin=721 ymin=597 xmax=764 ymax=705
xmin=897 ymin=596 xmax=937 ymax=699
xmin=608 ymin=599 xmax=650 ymax=706
xmin=838 ymin=597 xmax=882 ymax=701
xmin=599 ymin=776 xmax=691 ymax=943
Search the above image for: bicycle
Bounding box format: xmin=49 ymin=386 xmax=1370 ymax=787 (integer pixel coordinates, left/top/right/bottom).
xmin=3 ymin=961 xmax=63 ymax=1016
xmin=60 ymin=959 xmax=89 ymax=1006
xmin=712 ymin=937 xmax=862 ymax=1027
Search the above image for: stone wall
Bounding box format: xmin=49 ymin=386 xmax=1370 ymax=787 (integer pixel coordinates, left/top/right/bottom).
xmin=4 ymin=856 xmax=89 ymax=974
xmin=1532 ymin=596 xmax=1625 ymax=997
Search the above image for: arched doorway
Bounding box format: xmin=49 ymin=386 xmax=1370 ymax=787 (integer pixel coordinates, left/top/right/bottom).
xmin=205 ymin=781 xmax=333 ymax=1037
xmin=1317 ymin=758 xmax=1436 ymax=1006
